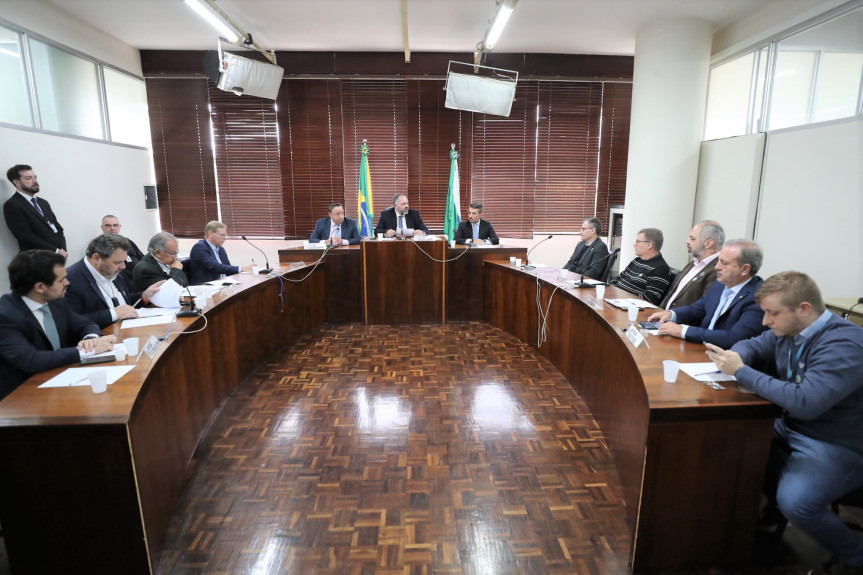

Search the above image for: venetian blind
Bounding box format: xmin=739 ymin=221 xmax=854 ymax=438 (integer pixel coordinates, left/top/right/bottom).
xmin=596 ymin=82 xmax=632 ymax=234
xmin=145 ymin=78 xmax=218 ymax=236
xmin=208 ymin=85 xmax=284 ymax=237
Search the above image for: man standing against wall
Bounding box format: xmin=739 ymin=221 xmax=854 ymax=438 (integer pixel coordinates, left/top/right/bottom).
xmin=4 ymin=165 xmax=67 ymax=257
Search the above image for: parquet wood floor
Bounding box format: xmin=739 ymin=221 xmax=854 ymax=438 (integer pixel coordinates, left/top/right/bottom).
xmin=155 ymin=322 xmax=632 ymax=575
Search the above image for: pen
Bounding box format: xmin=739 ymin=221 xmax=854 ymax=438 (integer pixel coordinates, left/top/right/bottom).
xmin=694 ymin=369 xmax=722 ymax=376
xmin=131 ymin=298 xmax=142 ymax=308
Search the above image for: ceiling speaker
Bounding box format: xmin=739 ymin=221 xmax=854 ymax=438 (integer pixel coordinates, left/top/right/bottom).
xmin=444 ymin=62 xmax=518 ymax=117
xmin=206 ymin=52 xmax=284 ymax=100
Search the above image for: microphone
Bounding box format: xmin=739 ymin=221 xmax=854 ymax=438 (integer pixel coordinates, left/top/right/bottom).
xmin=843 ymin=298 xmax=863 ymax=319
xmin=177 ymin=285 xmax=201 ymax=318
xmin=573 ymin=248 xmax=620 ymax=287
xmin=241 ymin=235 xmax=272 ymax=274
xmin=523 ymin=235 xmax=553 ymax=271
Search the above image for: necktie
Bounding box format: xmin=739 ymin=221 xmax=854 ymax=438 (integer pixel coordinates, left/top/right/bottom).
xmin=31 ymin=198 xmax=46 ymax=218
xmin=472 ymin=223 xmax=479 ymax=240
xmin=398 ymin=214 xmax=405 ymax=231
xmin=39 ymin=305 xmax=62 ymax=350
xmin=332 ymin=225 xmax=341 ymax=244
xmin=708 ymin=288 xmax=733 ymax=330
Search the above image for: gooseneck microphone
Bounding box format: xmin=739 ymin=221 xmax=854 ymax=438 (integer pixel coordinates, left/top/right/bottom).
xmin=177 ymin=285 xmax=201 ymax=318
xmin=241 ymin=235 xmax=272 ymax=274
xmin=573 ymin=248 xmax=620 ymax=287
xmin=523 ymin=235 xmax=553 ymax=271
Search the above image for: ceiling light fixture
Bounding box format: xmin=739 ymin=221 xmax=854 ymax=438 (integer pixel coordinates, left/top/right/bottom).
xmin=483 ymin=0 xmax=518 ymax=50
xmin=183 ymin=0 xmax=239 ymax=44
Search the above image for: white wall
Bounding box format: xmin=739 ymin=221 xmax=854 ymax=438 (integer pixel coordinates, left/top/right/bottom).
xmin=1 ymin=1 xmax=155 ymax=293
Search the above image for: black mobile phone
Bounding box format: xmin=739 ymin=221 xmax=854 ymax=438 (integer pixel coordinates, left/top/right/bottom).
xmin=639 ymin=321 xmax=660 ymax=330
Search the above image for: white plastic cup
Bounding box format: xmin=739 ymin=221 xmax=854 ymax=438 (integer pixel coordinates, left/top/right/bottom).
xmin=663 ymin=360 xmax=680 ymax=383
xmin=252 ymin=266 xmax=261 ymax=274
xmin=509 ymin=256 xmax=516 ymax=266
xmin=558 ymin=269 xmax=569 ymax=281
xmin=449 ymin=240 xmax=455 ymax=248
xmin=595 ymin=284 xmax=606 ymax=299
xmin=627 ymin=305 xmax=639 ymax=323
xmin=515 ymin=258 xmax=522 ymax=268
xmin=377 ymin=233 xmax=384 ymax=240
xmin=115 ymin=347 xmax=126 ymax=362
xmin=89 ymin=370 xmax=108 ymax=394
xmin=124 ymin=337 xmax=140 ymax=356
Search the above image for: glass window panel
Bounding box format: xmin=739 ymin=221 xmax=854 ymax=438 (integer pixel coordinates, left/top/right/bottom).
xmin=0 ymin=25 xmax=31 ymax=127
xmin=812 ymin=52 xmax=863 ymax=123
xmin=704 ymin=52 xmax=754 ymax=140
xmin=769 ymin=51 xmax=816 ymax=130
xmin=30 ymin=38 xmax=103 ymax=138
xmin=104 ymin=68 xmax=151 ymax=147
xmin=749 ymin=47 xmax=770 ymax=133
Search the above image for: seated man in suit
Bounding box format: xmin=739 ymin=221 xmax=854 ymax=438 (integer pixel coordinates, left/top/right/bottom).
xmin=562 ymin=217 xmax=609 ymax=279
xmin=309 ymin=202 xmax=361 ymax=246
xmin=0 ymin=250 xmax=115 ymax=400
xmin=609 ymin=228 xmax=672 ymax=306
xmin=189 ymin=221 xmax=253 ymax=285
xmin=454 ymin=203 xmax=499 ymax=245
xmin=648 ymin=239 xmax=767 ymax=348
xmin=660 ymin=220 xmax=724 ymax=310
xmin=706 ymin=272 xmax=863 ymax=575
xmin=100 ymin=214 xmax=146 ymax=284
xmin=374 ymin=194 xmax=429 ymax=238
xmin=66 ymin=234 xmax=165 ymax=329
xmin=132 ymin=232 xmax=188 ymax=291
xmin=4 ymin=164 xmax=67 ymax=257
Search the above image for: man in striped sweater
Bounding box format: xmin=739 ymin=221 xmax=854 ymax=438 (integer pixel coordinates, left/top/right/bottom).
xmin=609 ymin=227 xmax=672 ymax=306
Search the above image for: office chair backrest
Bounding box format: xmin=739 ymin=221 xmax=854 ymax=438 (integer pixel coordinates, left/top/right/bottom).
xmin=600 ymin=250 xmax=619 ymax=283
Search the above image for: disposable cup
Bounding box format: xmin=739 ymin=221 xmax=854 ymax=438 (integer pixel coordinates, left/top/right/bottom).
xmin=124 ymin=337 xmax=140 ymax=356
xmin=515 ymin=258 xmax=522 ymax=268
xmin=115 ymin=347 xmax=126 ymax=362
xmin=89 ymin=370 xmax=108 ymax=394
xmin=377 ymin=233 xmax=384 ymax=240
xmin=627 ymin=305 xmax=639 ymax=323
xmin=595 ymin=285 xmax=606 ymax=299
xmin=449 ymin=240 xmax=455 ymax=248
xmin=558 ymin=269 xmax=569 ymax=281
xmin=510 ymin=256 xmax=516 ymax=266
xmin=663 ymin=360 xmax=680 ymax=383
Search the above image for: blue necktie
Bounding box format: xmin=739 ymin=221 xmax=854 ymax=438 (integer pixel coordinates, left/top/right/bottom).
xmin=31 ymin=198 xmax=46 ymax=218
xmin=708 ymin=288 xmax=733 ymax=330
xmin=398 ymin=214 xmax=405 ymax=231
xmin=472 ymin=223 xmax=479 ymax=240
xmin=39 ymin=305 xmax=61 ymax=350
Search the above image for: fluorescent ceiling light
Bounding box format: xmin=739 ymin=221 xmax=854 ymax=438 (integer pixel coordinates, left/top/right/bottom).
xmin=183 ymin=0 xmax=240 ymax=43
xmin=484 ymin=0 xmax=518 ymax=50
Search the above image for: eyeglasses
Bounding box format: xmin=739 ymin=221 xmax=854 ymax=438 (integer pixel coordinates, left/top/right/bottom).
xmin=212 ymin=232 xmax=227 ymax=237
xmin=159 ymin=250 xmax=180 ymax=256
xmin=634 ymin=240 xmax=651 ymax=244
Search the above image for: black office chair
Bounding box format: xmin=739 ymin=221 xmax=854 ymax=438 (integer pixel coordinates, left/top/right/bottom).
xmin=833 ymin=484 xmax=863 ymax=532
xmin=600 ymin=249 xmax=619 ymax=283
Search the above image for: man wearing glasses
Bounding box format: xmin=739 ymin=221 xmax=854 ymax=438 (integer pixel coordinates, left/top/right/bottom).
xmin=188 ymin=221 xmax=253 ymax=285
xmin=132 ymin=231 xmax=189 ymax=290
xmin=609 ymin=228 xmax=672 ymax=306
xmin=562 ymin=218 xmax=609 ymax=280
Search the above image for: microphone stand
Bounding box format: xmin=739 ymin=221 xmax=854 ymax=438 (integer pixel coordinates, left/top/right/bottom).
xmin=572 ymin=248 xmax=621 ymax=287
xmin=523 ymin=235 xmax=553 ymax=271
xmin=177 ymin=285 xmax=202 ymax=317
xmin=241 ymin=235 xmax=272 ymax=274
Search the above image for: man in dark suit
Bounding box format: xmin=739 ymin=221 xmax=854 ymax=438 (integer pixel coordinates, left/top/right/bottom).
xmin=0 ymin=250 xmax=115 ymax=401
xmin=374 ymin=194 xmax=429 ymax=238
xmin=562 ymin=218 xmax=609 ymax=279
xmin=4 ymin=164 xmax=67 ymax=257
xmin=101 ymin=214 xmax=145 ymax=284
xmin=660 ymin=220 xmax=724 ymax=310
xmin=65 ymin=235 xmax=164 ymax=329
xmin=188 ymin=221 xmax=253 ymax=285
xmin=454 ymin=203 xmax=499 ymax=245
xmin=648 ymin=239 xmax=767 ymax=349
xmin=309 ymin=203 xmax=361 ymax=246
xmin=132 ymin=232 xmax=188 ymax=291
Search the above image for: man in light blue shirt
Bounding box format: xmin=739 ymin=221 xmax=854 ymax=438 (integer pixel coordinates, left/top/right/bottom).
xmin=189 ymin=221 xmax=253 ymax=284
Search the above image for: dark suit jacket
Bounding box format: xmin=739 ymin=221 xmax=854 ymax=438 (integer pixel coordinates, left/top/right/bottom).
xmin=119 ymin=237 xmax=145 ymax=285
xmin=659 ymin=257 xmax=719 ymax=310
xmin=674 ymin=276 xmax=767 ymax=349
xmin=563 ymin=238 xmax=609 ymax=279
xmin=0 ymin=294 xmax=100 ymax=400
xmin=374 ymin=207 xmax=429 ymax=235
xmin=132 ymin=253 xmax=188 ymax=291
xmin=454 ymin=219 xmax=500 ymax=245
xmin=309 ymin=217 xmax=361 ymax=245
xmin=65 ymin=259 xmax=144 ymax=329
xmin=3 ymin=193 xmax=66 ymax=252
xmin=189 ymin=239 xmax=238 ymax=285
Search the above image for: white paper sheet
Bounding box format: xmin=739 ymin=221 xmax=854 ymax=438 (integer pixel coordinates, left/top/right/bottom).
xmin=136 ymin=307 xmax=181 ymax=318
xmin=148 ymin=278 xmax=186 ymax=308
xmin=604 ymin=298 xmax=659 ymax=310
xmin=38 ymin=365 xmax=135 ymax=388
xmin=679 ymin=362 xmax=737 ymax=382
xmin=120 ymin=315 xmax=177 ymax=329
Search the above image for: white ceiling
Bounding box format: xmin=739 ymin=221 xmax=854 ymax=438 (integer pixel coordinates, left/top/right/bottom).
xmin=39 ymin=0 xmax=777 ymax=56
